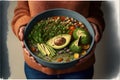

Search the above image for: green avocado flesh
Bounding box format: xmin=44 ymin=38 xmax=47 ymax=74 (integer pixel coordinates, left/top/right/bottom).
xmin=73 ymin=28 xmax=91 ymax=44
xmin=46 ymin=34 xmax=71 ymax=49
xmin=69 ymin=39 xmax=82 ymax=53
xmin=37 ymin=43 xmax=56 ymax=57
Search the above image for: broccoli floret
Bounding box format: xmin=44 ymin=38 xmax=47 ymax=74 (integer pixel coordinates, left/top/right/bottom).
xmin=69 ymin=39 xmax=82 ymax=53
xmin=73 ymin=28 xmax=91 ymax=44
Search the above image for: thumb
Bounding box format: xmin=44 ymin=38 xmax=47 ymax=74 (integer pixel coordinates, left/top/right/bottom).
xmin=18 ymin=26 xmax=25 ymax=41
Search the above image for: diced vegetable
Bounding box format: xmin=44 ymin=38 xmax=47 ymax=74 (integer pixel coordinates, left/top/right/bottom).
xmin=81 ymin=50 xmax=87 ymax=56
xmin=56 ymin=58 xmax=63 ymax=62
xmin=60 ymin=16 xmax=66 ymax=21
xmin=69 ymin=31 xmax=73 ymax=35
xmin=74 ymin=53 xmax=80 ymax=59
xmin=31 ymin=47 xmax=36 ymax=52
xmin=82 ymin=44 xmax=90 ymax=50
xmin=69 ymin=25 xmax=75 ymax=31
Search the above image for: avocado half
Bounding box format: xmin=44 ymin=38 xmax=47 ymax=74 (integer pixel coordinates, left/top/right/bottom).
xmin=69 ymin=39 xmax=82 ymax=53
xmin=73 ymin=28 xmax=91 ymax=44
xmin=46 ymin=34 xmax=71 ymax=49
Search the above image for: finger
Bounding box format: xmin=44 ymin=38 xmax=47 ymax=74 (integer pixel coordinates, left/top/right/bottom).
xmin=92 ymin=25 xmax=100 ymax=43
xmin=23 ymin=48 xmax=38 ymax=63
xmin=20 ymin=41 xmax=25 ymax=48
xmin=78 ymin=43 xmax=96 ymax=63
xmin=29 ymin=54 xmax=46 ymax=67
xmin=30 ymin=56 xmax=36 ymax=63
xmin=29 ymin=56 xmax=43 ymax=66
xmin=18 ymin=27 xmax=25 ymax=41
xmin=23 ymin=48 xmax=30 ymax=56
xmin=38 ymin=63 xmax=42 ymax=66
xmin=91 ymin=23 xmax=101 ymax=43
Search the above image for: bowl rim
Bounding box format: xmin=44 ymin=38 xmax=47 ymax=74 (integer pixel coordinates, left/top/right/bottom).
xmin=24 ymin=8 xmax=95 ymax=65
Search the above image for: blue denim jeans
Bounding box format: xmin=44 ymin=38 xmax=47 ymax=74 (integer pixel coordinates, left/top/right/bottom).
xmin=24 ymin=62 xmax=94 ymax=79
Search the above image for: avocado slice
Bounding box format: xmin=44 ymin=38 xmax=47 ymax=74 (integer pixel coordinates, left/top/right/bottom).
xmin=37 ymin=43 xmax=56 ymax=56
xmin=46 ymin=34 xmax=71 ymax=49
xmin=37 ymin=43 xmax=47 ymax=56
xmin=73 ymin=28 xmax=91 ymax=44
xmin=69 ymin=39 xmax=82 ymax=53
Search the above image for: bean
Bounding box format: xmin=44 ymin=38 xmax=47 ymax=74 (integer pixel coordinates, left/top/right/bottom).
xmin=66 ymin=49 xmax=70 ymax=52
xmin=81 ymin=24 xmax=85 ymax=28
xmin=66 ymin=58 xmax=70 ymax=62
xmin=74 ymin=53 xmax=79 ymax=59
xmin=57 ymin=50 xmax=63 ymax=54
xmin=64 ymin=48 xmax=67 ymax=50
xmin=69 ymin=52 xmax=73 ymax=54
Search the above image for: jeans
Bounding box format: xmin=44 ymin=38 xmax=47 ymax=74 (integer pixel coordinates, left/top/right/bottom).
xmin=24 ymin=62 xmax=94 ymax=79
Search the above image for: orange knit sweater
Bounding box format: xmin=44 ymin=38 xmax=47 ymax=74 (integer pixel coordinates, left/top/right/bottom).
xmin=11 ymin=1 xmax=105 ymax=75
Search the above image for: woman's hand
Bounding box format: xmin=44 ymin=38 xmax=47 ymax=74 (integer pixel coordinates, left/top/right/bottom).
xmin=18 ymin=26 xmax=25 ymax=48
xmin=18 ymin=26 xmax=40 ymax=64
xmin=78 ymin=23 xmax=101 ymax=63
xmin=91 ymin=23 xmax=101 ymax=43
xmin=88 ymin=23 xmax=101 ymax=52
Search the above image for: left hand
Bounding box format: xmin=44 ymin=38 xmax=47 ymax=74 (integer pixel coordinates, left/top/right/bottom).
xmin=78 ymin=23 xmax=101 ymax=63
xmin=91 ymin=23 xmax=101 ymax=43
xmin=18 ymin=26 xmax=42 ymax=65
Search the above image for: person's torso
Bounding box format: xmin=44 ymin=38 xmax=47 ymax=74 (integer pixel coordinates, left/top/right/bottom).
xmin=28 ymin=1 xmax=90 ymax=17
xmin=24 ymin=1 xmax=95 ymax=75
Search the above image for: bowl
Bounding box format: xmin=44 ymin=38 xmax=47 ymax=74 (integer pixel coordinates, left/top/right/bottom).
xmin=24 ymin=8 xmax=94 ymax=69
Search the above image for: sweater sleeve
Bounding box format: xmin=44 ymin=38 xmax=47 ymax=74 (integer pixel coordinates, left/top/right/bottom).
xmin=11 ymin=1 xmax=31 ymax=38
xmin=87 ymin=1 xmax=105 ymax=35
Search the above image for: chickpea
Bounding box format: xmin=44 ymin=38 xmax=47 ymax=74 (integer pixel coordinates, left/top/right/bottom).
xmin=74 ymin=53 xmax=79 ymax=59
xmin=56 ymin=58 xmax=63 ymax=62
xmin=82 ymin=44 xmax=90 ymax=49
xmin=81 ymin=50 xmax=87 ymax=56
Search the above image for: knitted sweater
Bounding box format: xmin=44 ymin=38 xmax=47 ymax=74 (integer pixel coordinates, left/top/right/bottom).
xmin=11 ymin=1 xmax=105 ymax=75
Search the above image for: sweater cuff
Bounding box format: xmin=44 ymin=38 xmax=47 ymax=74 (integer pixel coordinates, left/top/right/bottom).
xmin=13 ymin=15 xmax=31 ymax=38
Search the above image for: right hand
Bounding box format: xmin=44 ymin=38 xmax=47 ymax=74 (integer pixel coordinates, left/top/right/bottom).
xmin=18 ymin=26 xmax=25 ymax=48
xmin=18 ymin=26 xmax=41 ymax=64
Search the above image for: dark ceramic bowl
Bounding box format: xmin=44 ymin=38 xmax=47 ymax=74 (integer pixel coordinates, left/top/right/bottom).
xmin=24 ymin=8 xmax=95 ymax=69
